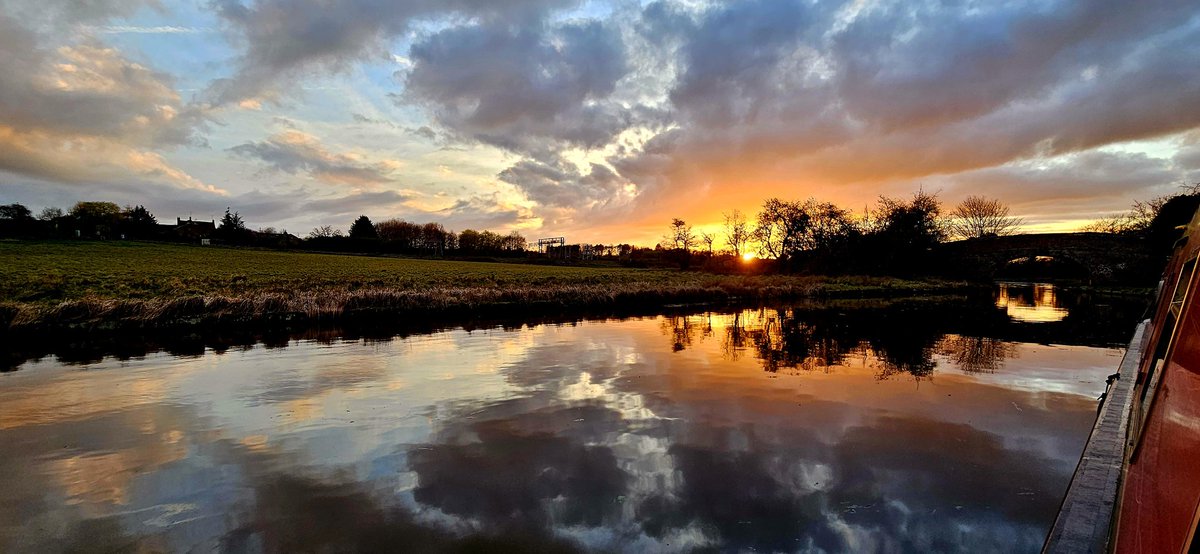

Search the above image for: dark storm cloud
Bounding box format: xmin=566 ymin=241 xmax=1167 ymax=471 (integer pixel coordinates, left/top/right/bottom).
xmin=667 ymin=0 xmax=830 ymax=128
xmin=206 ymin=0 xmax=579 ymax=104
xmin=228 ymin=131 xmax=396 ymax=186
xmin=403 ymin=18 xmax=630 ymax=156
xmin=831 ymin=0 xmax=1198 ymax=132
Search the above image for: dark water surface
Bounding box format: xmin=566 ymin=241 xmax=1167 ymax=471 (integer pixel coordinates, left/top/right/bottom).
xmin=0 ymin=284 xmax=1144 ymax=553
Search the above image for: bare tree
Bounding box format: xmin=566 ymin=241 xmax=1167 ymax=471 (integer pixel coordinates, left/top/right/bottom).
xmin=752 ymin=198 xmax=809 ymax=260
xmin=947 ymin=196 xmax=1022 ymax=239
xmin=699 ymin=231 xmax=715 ymax=254
xmin=666 ymin=218 xmax=697 ymax=251
xmin=308 ymin=225 xmax=342 ymax=239
xmin=1083 ymin=183 xmax=1200 ymax=233
xmin=936 ymin=335 xmax=1018 ymax=373
xmin=723 ymin=209 xmax=750 ymax=257
xmin=1082 ymin=215 xmax=1136 ymax=234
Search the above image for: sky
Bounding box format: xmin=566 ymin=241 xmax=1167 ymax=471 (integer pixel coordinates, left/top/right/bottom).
xmin=0 ymin=0 xmax=1198 ymax=245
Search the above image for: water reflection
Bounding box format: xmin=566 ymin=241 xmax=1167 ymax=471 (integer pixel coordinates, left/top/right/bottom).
xmin=996 ymin=282 xmax=1069 ymax=323
xmin=0 ymin=295 xmax=1133 ymax=553
xmin=667 ymin=303 xmax=1020 ymax=378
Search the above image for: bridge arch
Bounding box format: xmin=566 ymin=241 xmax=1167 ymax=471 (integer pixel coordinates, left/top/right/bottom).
xmin=993 ymin=253 xmax=1091 ymax=282
xmin=936 ymin=233 xmax=1152 ymax=284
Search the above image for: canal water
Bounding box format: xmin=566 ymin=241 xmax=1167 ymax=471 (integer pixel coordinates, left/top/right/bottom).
xmin=0 ymin=284 xmax=1145 ymax=553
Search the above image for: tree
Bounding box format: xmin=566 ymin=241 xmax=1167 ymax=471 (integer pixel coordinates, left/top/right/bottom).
xmin=502 ymin=231 xmax=527 ymax=252
xmin=861 ymin=190 xmax=945 ymax=275
xmin=219 ymin=207 xmax=246 ymax=231
xmin=750 ymin=198 xmax=860 ymax=271
xmin=798 ymin=201 xmax=857 ymax=252
xmin=38 ymin=207 xmax=64 ymax=221
xmin=458 ymin=229 xmax=483 ymax=252
xmin=120 ymin=205 xmax=158 ymax=238
xmin=869 ymin=190 xmax=945 ymax=247
xmin=217 ymin=207 xmax=249 ymax=242
xmin=666 ymin=218 xmax=696 ymax=251
xmin=308 ymin=225 xmax=342 ymax=239
xmin=699 ymin=231 xmax=715 ymax=255
xmin=349 ymin=215 xmax=378 ymax=239
xmin=723 ymin=209 xmax=751 ymax=257
xmin=70 ymin=201 xmax=121 ymax=220
xmin=1084 ymin=183 xmax=1200 ymax=235
xmin=753 ymin=198 xmax=809 ymax=261
xmin=69 ymin=201 xmax=121 ymax=237
xmin=0 ymin=203 xmax=33 ymax=221
xmin=0 ymin=203 xmax=36 ymax=238
xmin=375 ymin=218 xmax=422 ymax=248
xmin=419 ymin=222 xmax=451 ymax=255
xmin=947 ymin=196 xmax=1022 ymax=239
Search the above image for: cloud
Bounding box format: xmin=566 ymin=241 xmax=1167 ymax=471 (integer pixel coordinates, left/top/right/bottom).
xmin=206 ymin=0 xmax=578 ymax=105
xmin=595 ymin=0 xmax=1200 ymax=237
xmin=437 ymin=194 xmax=534 ymax=231
xmin=497 ymin=155 xmax=637 ymax=228
xmin=302 ymin=190 xmax=413 ymax=217
xmin=229 ymin=130 xmax=398 ymax=186
xmin=0 ymin=0 xmax=155 ymax=28
xmin=500 ymin=156 xmax=632 ymax=210
xmin=91 ymin=25 xmax=214 ymax=34
xmin=1175 ymin=135 xmax=1200 ymax=177
xmin=402 ymin=18 xmax=630 ymax=156
xmin=4 ymin=0 xmax=1200 ymax=240
xmin=350 ymin=113 xmax=395 ymax=129
xmin=921 ymin=151 xmax=1187 ymax=228
xmin=829 ymin=0 xmax=1198 ymax=133
xmin=0 ymin=12 xmax=216 ymax=193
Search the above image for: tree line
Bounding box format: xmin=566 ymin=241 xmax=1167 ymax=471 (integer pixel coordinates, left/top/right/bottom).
xmin=307 ymin=215 xmax=528 ymax=256
xmin=0 ymin=202 xmax=530 ymax=257
xmin=2 ymin=184 xmax=1196 ymax=275
xmin=658 ymin=185 xmax=1199 ymax=275
xmin=659 ymin=192 xmax=1022 ymax=274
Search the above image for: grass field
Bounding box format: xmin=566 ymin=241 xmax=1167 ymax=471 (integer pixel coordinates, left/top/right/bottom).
xmin=0 ymin=240 xmax=971 ymax=330
xmin=0 ymin=240 xmax=681 ymax=301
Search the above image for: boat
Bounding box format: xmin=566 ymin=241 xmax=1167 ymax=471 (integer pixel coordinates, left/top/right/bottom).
xmin=1044 ymin=207 xmax=1200 ymax=553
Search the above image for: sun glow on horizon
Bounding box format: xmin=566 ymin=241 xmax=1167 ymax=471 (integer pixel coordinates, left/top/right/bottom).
xmin=741 ymin=252 xmax=756 ymax=262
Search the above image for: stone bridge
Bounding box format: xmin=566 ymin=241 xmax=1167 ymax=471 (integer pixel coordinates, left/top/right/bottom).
xmin=935 ymin=232 xmax=1155 ymax=283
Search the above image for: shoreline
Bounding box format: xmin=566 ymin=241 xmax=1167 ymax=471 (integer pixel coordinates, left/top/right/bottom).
xmin=0 ymin=284 xmax=1152 ymax=373
xmin=1 ymin=277 xmax=978 ymax=333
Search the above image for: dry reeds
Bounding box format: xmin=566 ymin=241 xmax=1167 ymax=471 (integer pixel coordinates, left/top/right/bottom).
xmin=0 ymin=277 xmax=972 ymax=334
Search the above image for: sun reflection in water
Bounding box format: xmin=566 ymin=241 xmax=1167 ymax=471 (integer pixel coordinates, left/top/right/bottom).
xmin=995 ymin=282 xmax=1069 ymax=323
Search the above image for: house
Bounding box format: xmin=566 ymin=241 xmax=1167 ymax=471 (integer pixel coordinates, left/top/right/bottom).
xmin=172 ymin=217 xmax=216 ymax=241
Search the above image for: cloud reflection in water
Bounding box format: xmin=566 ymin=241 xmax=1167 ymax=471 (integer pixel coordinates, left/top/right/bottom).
xmin=0 ymin=298 xmax=1128 ymax=552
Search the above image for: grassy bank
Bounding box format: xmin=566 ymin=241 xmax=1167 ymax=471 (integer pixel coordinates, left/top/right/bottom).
xmin=0 ymin=240 xmax=975 ymax=331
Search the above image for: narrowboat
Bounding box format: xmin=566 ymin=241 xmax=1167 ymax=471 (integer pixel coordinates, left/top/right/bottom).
xmin=1044 ymin=207 xmax=1200 ymax=553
